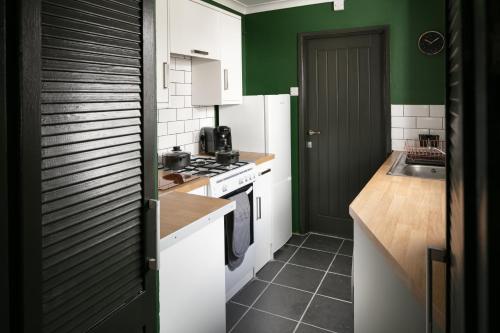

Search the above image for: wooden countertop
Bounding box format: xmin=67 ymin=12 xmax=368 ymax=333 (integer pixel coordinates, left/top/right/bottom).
xmin=349 ymin=152 xmax=446 ymax=325
xmin=238 ymin=151 xmax=275 ymax=165
xmin=158 ymin=169 xmax=210 ymax=196
xmin=159 ymin=192 xmax=235 ymax=249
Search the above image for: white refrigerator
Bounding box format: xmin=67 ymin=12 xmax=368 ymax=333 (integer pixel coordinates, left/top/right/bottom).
xmin=219 ymin=94 xmax=292 ymax=253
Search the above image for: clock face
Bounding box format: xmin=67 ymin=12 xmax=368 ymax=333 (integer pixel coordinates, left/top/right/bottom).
xmin=418 ymin=31 xmax=445 ymax=55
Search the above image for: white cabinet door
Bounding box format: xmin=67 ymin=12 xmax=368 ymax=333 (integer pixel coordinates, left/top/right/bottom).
xmin=160 ymin=217 xmax=226 ymax=333
xmin=155 ymin=0 xmax=170 ymax=104
xmin=219 ymin=13 xmax=242 ymax=104
xmin=253 ymin=161 xmax=273 ymax=272
xmin=170 ymin=0 xmax=220 ymax=59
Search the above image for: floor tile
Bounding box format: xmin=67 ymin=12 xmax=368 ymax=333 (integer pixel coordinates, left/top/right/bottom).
xmin=226 ymin=302 xmax=247 ymax=332
xmin=329 ymin=255 xmax=352 ymax=276
xmin=289 ymin=248 xmax=334 ymax=271
xmin=303 ymin=295 xmax=353 ymax=333
xmin=256 ymin=260 xmax=285 ymax=282
xmin=254 ymin=284 xmax=312 ymax=320
xmin=231 ymin=308 xmax=296 ymax=333
xmin=231 ymin=279 xmax=268 ymax=306
xmin=274 ymin=244 xmax=297 ymax=262
xmin=274 ymin=264 xmax=324 ymax=292
xmin=303 ymin=234 xmax=343 ymax=253
xmin=338 ymin=240 xmax=353 ymax=256
xmin=295 ymin=323 xmax=332 ymax=333
xmin=318 ymin=273 xmax=352 ymax=301
xmin=287 ymin=233 xmax=308 ymax=246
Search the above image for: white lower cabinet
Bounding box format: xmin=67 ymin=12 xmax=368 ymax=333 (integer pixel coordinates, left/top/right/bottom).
xmin=253 ymin=161 xmax=273 ymax=272
xmin=159 ymin=217 xmax=226 ymax=333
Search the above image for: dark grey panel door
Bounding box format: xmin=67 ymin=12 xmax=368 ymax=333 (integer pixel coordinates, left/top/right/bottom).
xmin=16 ymin=0 xmax=157 ymax=332
xmin=303 ymin=30 xmax=389 ymax=237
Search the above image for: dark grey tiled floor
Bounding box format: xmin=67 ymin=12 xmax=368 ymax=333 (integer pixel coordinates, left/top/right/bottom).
xmin=227 ymin=233 xmax=353 ymax=333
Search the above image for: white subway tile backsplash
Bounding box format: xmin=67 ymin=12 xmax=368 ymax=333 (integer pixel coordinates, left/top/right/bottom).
xmin=183 ymin=143 xmax=198 ymax=155
xmin=391 ymin=104 xmax=445 ymax=151
xmin=430 ymin=129 xmax=446 ymax=140
xmin=158 ymin=135 xmax=176 ymax=150
xmin=158 ymin=108 xmax=176 ymax=122
xmin=417 ymin=117 xmax=443 ymax=129
xmin=193 ymin=131 xmax=200 ymax=143
xmin=193 ymin=107 xmax=207 ymax=119
xmin=392 ymin=139 xmax=406 ymax=151
xmin=391 ymin=105 xmax=404 ymax=117
xmin=177 ymin=108 xmax=193 ymax=120
xmin=158 ymin=123 xmax=169 ymax=136
xmin=157 ymin=55 xmax=217 ymax=156
xmin=168 ymin=95 xmax=185 ymax=109
xmin=403 ymin=128 xmax=429 ymax=140
xmin=175 ymin=57 xmax=191 ymax=71
xmin=184 ymin=119 xmax=200 ymax=132
xmin=404 ymin=105 xmax=429 ymax=117
xmin=430 ymin=105 xmax=445 ymax=117
xmin=199 ymin=117 xmax=215 ymax=128
xmin=206 ymin=107 xmax=215 ymax=118
xmin=170 ymin=69 xmax=185 ymax=83
xmin=167 ymin=121 xmax=184 ymax=134
xmin=177 ymin=132 xmax=193 ymax=146
xmin=175 ymin=83 xmax=191 ymax=96
xmin=392 ymin=116 xmax=416 ymax=128
xmin=391 ymin=128 xmax=404 ymax=140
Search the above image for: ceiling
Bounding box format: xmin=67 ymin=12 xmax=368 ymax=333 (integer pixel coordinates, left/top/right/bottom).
xmin=213 ymin=0 xmax=332 ymax=15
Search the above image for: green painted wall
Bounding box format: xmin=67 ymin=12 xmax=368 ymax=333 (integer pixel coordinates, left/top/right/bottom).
xmin=243 ymin=0 xmax=445 ymax=232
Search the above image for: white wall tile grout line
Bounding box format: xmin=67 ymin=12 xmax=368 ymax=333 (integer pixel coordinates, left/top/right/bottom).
xmin=228 ymin=234 xmax=312 ymax=332
xmin=292 ymin=239 xmax=345 ymax=333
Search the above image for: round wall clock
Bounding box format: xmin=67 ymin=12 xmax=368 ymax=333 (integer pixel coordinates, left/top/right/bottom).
xmin=418 ymin=31 xmax=445 ymax=55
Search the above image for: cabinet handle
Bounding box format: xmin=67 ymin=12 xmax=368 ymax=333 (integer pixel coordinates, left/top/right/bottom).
xmin=163 ymin=62 xmax=169 ymax=89
xmin=224 ymin=69 xmax=229 ymax=90
xmin=259 ymin=169 xmax=271 ymax=176
xmin=192 ymin=49 xmax=209 ymax=56
xmin=256 ymin=197 xmax=262 ymax=220
xmin=426 ymin=247 xmax=447 ymax=333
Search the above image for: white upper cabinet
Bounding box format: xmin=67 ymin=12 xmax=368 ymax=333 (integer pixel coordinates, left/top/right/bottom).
xmin=170 ymin=0 xmax=220 ymax=60
xmin=218 ymin=12 xmax=243 ymax=104
xmin=155 ymin=0 xmax=170 ymax=104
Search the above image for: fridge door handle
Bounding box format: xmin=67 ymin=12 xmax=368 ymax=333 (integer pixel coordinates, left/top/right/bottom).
xmin=426 ymin=247 xmax=447 ymax=333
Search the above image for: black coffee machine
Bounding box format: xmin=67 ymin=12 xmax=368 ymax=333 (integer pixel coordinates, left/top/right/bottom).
xmin=199 ymin=126 xmax=233 ymax=155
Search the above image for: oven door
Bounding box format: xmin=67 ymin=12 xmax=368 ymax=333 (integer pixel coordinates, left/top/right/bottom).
xmin=222 ymin=183 xmax=255 ymax=265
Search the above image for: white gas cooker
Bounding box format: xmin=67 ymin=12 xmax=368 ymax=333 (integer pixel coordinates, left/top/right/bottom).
xmin=174 ymin=157 xmax=256 ymax=198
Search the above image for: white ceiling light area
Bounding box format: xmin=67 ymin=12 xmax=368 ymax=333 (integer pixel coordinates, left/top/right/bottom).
xmin=214 ymin=0 xmax=333 ymax=15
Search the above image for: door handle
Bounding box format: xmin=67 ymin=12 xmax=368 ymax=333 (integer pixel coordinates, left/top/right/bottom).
xmin=426 ymin=247 xmax=447 ymax=333
xmin=307 ymin=129 xmax=321 ymax=136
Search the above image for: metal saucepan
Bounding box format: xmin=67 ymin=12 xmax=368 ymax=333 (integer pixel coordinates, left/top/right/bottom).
xmin=215 ymin=150 xmax=239 ymax=165
xmin=163 ymin=146 xmax=191 ymax=170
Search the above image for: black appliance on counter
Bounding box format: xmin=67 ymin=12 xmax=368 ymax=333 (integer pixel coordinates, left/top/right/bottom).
xmin=199 ymin=126 xmax=233 ymax=155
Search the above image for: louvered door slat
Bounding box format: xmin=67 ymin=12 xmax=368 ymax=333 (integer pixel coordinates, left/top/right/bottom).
xmin=38 ymin=0 xmax=150 ymax=331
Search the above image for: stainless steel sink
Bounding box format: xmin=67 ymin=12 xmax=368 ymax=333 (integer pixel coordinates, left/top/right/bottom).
xmin=388 ymin=152 xmax=446 ymax=180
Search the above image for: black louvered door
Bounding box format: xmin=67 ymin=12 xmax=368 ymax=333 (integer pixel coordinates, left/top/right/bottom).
xmin=17 ymin=0 xmax=157 ymax=332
